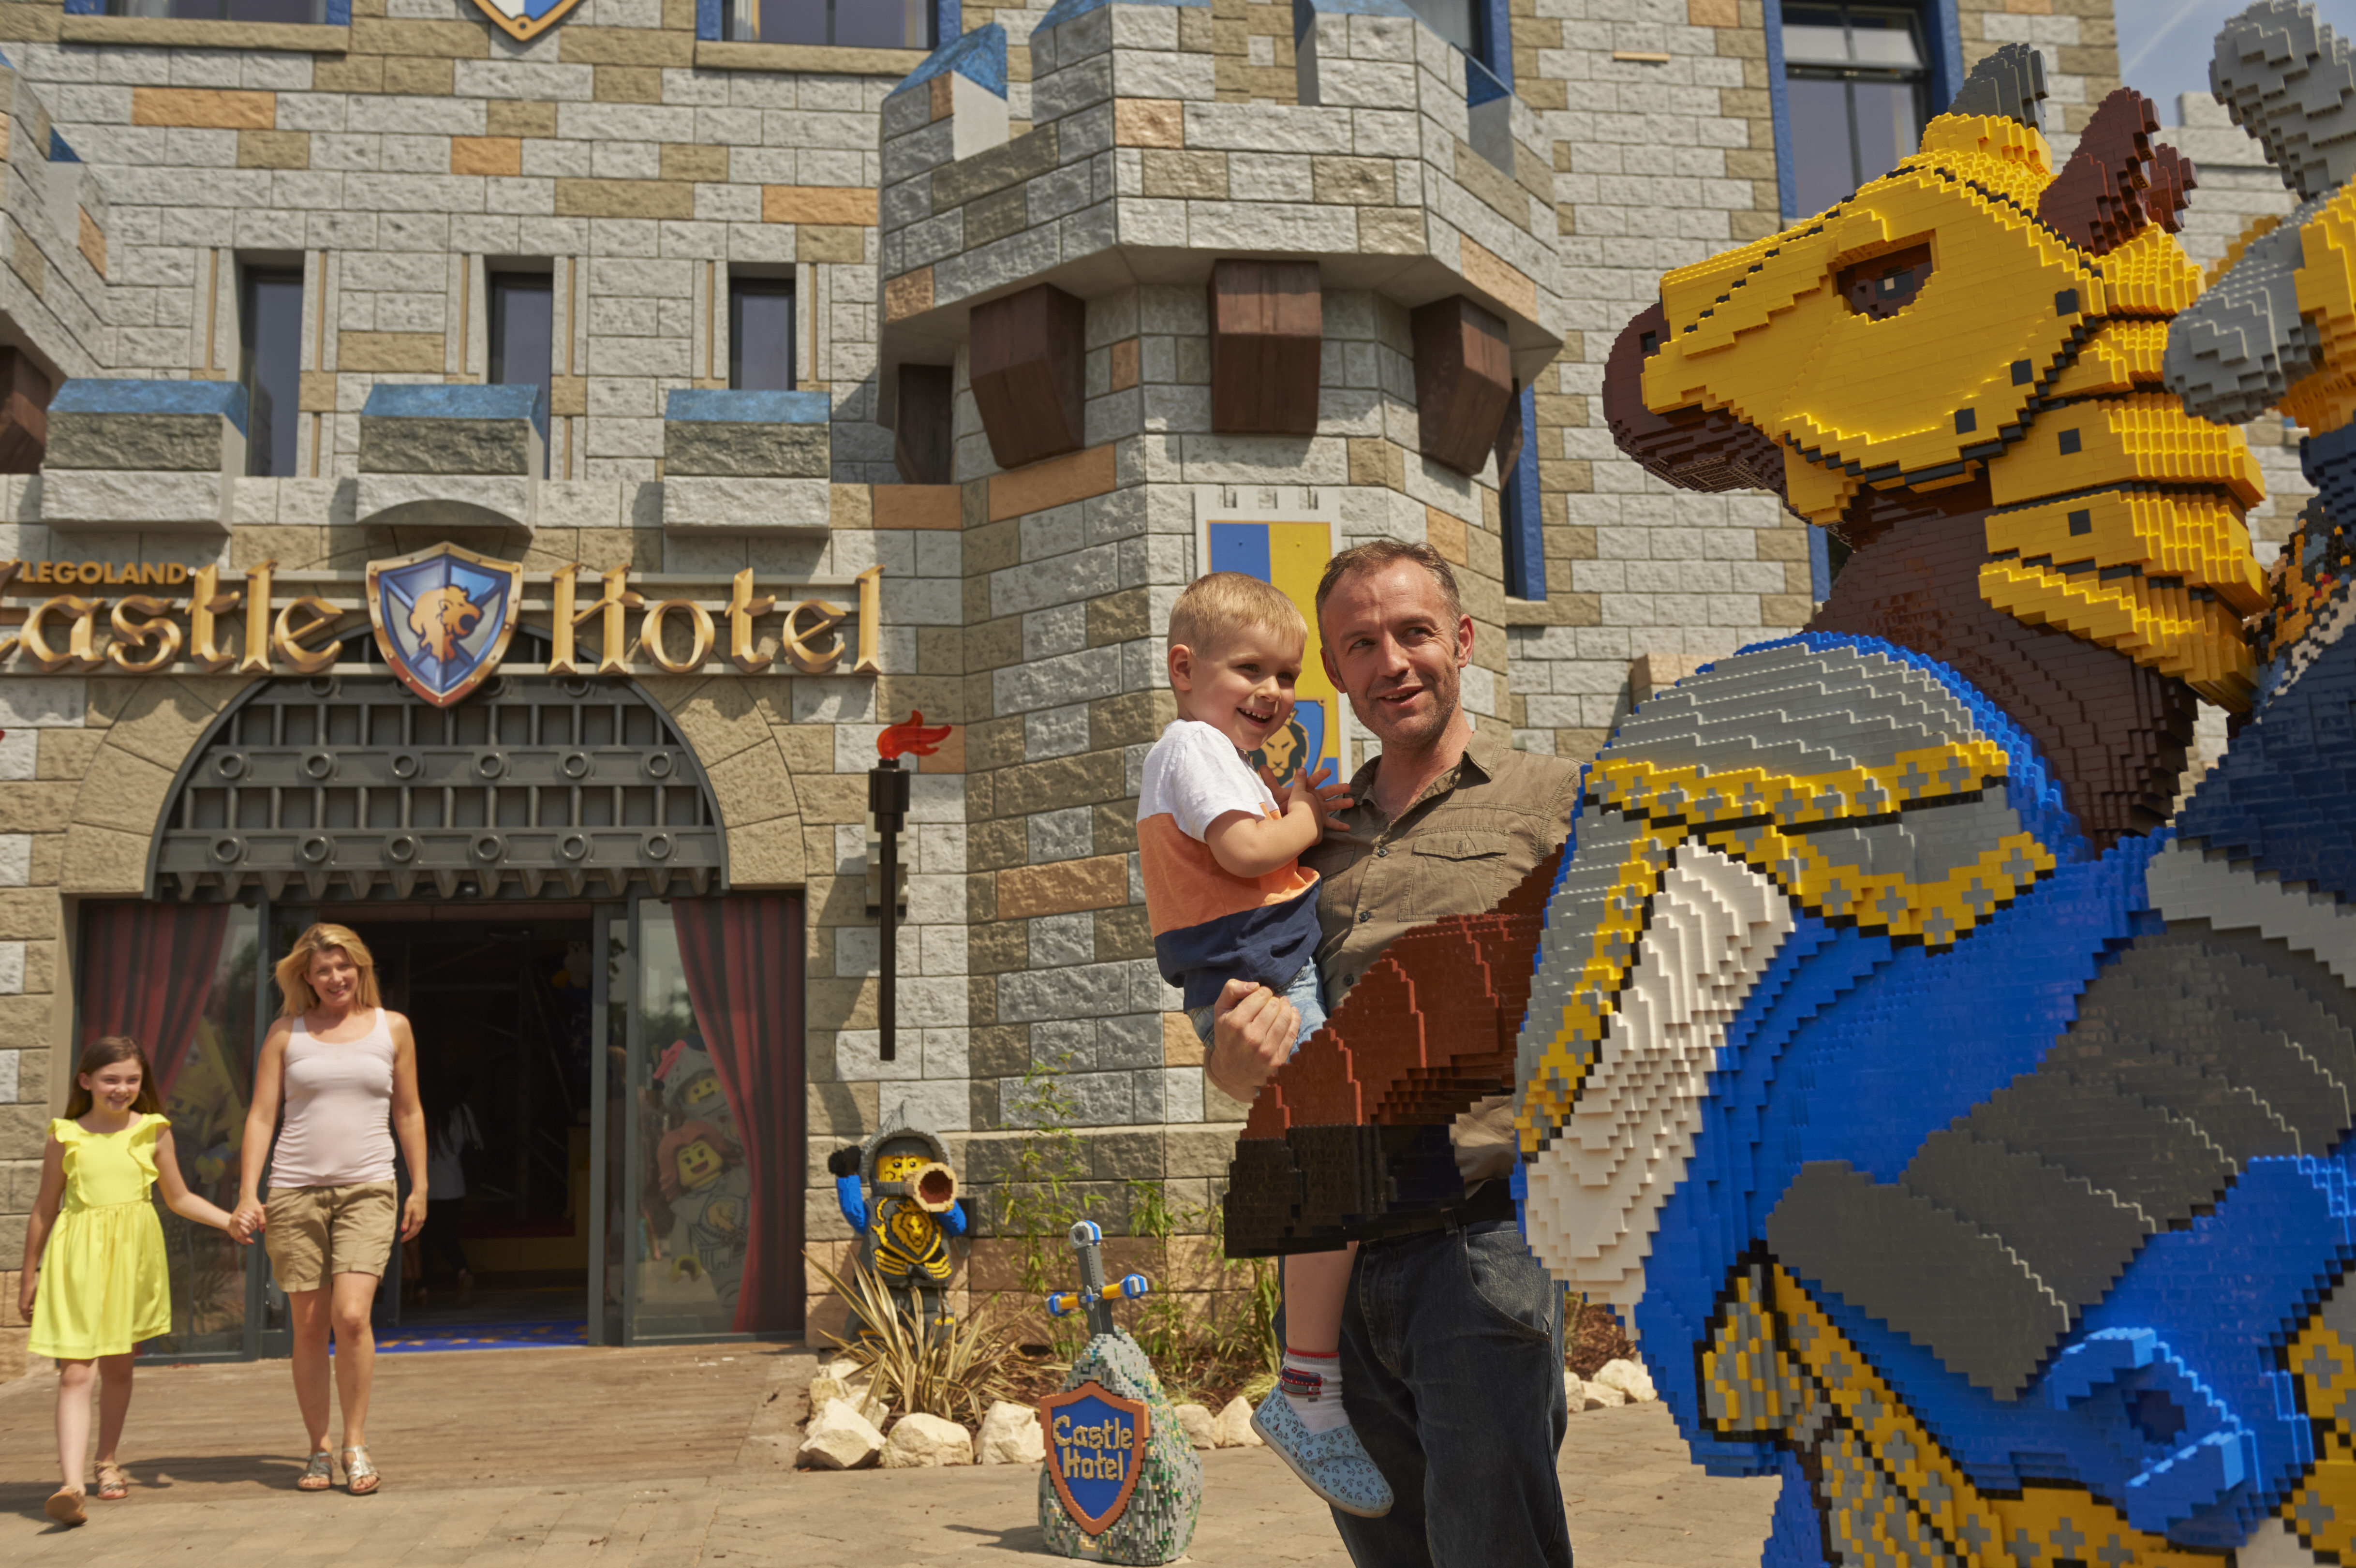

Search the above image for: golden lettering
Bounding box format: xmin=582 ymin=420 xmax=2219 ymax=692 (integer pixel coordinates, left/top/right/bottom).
xmin=107 ymin=595 xmax=184 ymax=674
xmin=854 ymin=563 xmax=882 ymax=675
xmin=272 ymin=595 xmax=341 ymax=675
xmin=781 ymin=597 xmax=845 ymax=674
xmin=164 ymin=562 xmax=187 ymax=586
xmin=23 ymin=595 xmax=104 ymax=672
xmin=638 ymin=598 xmax=714 ymax=675
xmin=1053 ymin=1415 xmax=1072 ymax=1444
xmin=236 ymin=560 xmax=275 ymax=675
xmin=188 ymin=564 xmax=242 ymax=673
xmin=0 ymin=561 xmax=21 ymax=660
xmin=726 ymin=568 xmax=775 ymax=675
xmin=548 ymin=563 xmax=639 ymax=676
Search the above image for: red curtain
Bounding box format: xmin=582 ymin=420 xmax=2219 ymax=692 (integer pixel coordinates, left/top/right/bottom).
xmin=78 ymin=902 xmax=232 ymax=1099
xmin=671 ymin=894 xmax=804 ymax=1334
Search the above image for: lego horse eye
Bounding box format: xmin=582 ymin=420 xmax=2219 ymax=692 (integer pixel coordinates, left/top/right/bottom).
xmin=1838 ymin=243 xmax=1934 ymax=320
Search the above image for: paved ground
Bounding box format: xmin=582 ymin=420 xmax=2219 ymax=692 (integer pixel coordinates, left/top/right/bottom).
xmin=0 ymin=1344 xmax=1777 ymax=1565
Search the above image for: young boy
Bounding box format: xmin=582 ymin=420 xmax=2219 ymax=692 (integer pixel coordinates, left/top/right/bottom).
xmin=1138 ymin=572 xmax=1392 ymax=1518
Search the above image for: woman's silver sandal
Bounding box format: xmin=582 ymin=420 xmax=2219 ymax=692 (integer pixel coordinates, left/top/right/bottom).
xmin=342 ymin=1446 xmax=380 ymax=1495
xmin=297 ymin=1450 xmax=334 ymax=1492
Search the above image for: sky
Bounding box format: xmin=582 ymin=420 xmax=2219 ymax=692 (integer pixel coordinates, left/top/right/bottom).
xmin=2115 ymin=0 xmax=2356 ymax=121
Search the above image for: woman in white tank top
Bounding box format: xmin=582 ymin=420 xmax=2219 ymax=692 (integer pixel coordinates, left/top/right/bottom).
xmin=230 ymin=923 xmax=427 ymax=1497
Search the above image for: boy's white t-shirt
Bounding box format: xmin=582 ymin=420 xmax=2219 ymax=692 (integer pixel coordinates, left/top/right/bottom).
xmin=1136 ymin=720 xmax=1322 ymax=1008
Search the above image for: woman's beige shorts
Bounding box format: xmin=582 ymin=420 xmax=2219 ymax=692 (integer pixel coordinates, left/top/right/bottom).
xmin=263 ymin=1182 xmax=398 ymax=1293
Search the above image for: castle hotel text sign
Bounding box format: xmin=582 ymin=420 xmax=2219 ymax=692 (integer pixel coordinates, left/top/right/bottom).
xmin=0 ymin=544 xmax=882 ymax=695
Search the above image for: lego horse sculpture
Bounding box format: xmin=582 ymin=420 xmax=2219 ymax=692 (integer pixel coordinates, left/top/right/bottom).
xmin=1510 ymin=10 xmax=2356 ymax=1565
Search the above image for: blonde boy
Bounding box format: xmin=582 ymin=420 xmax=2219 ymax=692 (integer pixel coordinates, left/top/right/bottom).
xmin=1137 ymin=572 xmax=1390 ymax=1517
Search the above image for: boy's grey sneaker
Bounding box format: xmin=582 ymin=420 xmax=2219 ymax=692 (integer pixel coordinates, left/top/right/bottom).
xmin=1249 ymin=1388 xmax=1395 ymax=1517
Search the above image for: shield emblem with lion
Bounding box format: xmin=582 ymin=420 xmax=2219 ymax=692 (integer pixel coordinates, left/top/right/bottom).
xmin=367 ymin=543 xmax=524 ymax=708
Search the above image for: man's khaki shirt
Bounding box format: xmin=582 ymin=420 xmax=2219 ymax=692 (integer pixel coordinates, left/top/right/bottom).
xmin=1301 ymin=726 xmax=1580 ymax=1187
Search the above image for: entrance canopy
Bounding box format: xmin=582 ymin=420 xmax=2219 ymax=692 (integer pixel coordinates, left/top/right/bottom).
xmin=148 ymin=673 xmax=726 ymax=901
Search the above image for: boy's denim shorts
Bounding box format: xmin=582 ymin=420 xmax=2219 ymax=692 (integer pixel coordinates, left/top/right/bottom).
xmin=1185 ymin=959 xmax=1327 ymax=1056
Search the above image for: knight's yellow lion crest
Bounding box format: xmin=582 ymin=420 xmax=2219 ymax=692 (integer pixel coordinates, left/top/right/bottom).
xmin=408 ymin=585 xmax=484 ymax=661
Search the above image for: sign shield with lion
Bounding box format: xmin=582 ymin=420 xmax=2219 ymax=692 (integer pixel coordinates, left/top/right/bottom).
xmin=367 ymin=543 xmax=525 ymax=708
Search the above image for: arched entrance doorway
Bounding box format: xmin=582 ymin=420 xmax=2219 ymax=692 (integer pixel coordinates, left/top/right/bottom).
xmin=90 ymin=670 xmax=801 ymax=1359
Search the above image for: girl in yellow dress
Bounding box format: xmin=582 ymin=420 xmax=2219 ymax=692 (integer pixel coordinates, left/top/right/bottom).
xmin=17 ymin=1036 xmax=239 ymax=1526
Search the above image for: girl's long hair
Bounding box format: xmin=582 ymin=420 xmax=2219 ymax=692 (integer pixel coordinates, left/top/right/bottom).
xmin=272 ymin=923 xmax=383 ymax=1018
xmin=65 ymin=1035 xmax=163 ymax=1119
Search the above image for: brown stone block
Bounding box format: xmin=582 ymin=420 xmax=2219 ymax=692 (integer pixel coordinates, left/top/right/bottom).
xmin=659 ymin=141 xmax=726 ymax=183
xmin=1086 ymin=586 xmax=1147 ymax=647
xmin=763 ymin=185 xmax=879 ymax=226
xmin=1550 ymin=524 xmax=1597 ymax=561
xmin=236 ymin=128 xmax=309 ymax=169
xmin=1141 ymin=148 xmax=1227 ymax=199
xmin=985 ymin=441 xmax=1115 ymax=521
xmin=964 ymin=613 xmax=1023 ymax=670
xmin=133 ymin=87 xmax=275 ymax=128
xmin=1089 ymin=688 xmax=1172 ymax=751
xmin=593 ymin=64 xmax=663 ymax=103
xmin=871 ymin=482 xmax=959 ymax=531
xmin=1312 ymin=154 xmax=1392 ymax=206
xmin=1411 ymin=295 xmax=1513 ymax=478
xmin=793 ymin=770 xmax=865 ymax=825
xmin=0 ymin=3 xmax=60 ymax=40
xmin=1095 ymin=902 xmax=1151 ymax=962
xmin=970 ymin=282 xmax=1087 ymax=472
xmin=894 ymin=363 xmax=954 ymax=486
xmin=1761 ymin=593 xmax=1814 ymax=626
xmin=1426 ymin=506 xmax=1467 ymax=563
xmin=1114 ymin=98 xmax=1183 ymax=147
xmin=969 ymin=817 xmax=1024 ymax=872
xmin=997 ymin=854 xmax=1128 ymax=919
xmin=548 ymin=373 xmax=586 ymax=417
xmin=450 ymin=135 xmax=520 ymax=176
xmin=1689 ymin=0 xmax=1738 ymax=20
xmin=1458 ymin=234 xmax=1537 ymax=319
xmin=486 ymin=100 xmax=560 ymax=139
xmin=996 ymin=751 xmax=1126 ymax=813
xmin=561 ymin=22 xmax=695 ymax=65
xmin=1163 ymin=1011 xmax=1201 ymax=1065
xmin=798 ymin=225 xmax=864 ymax=263
xmin=311 ymin=53 xmax=383 ymax=94
xmin=1107 ymin=337 xmax=1140 ymax=393
xmin=59 ymin=824 xmax=142 ymax=896
xmin=1347 ymin=436 xmax=1405 ymax=491
xmin=35 ymin=728 xmax=100 ymax=782
xmin=884 ymin=266 xmax=933 ymax=321
xmin=1208 ymin=257 xmax=1320 ymax=436
xmin=727 ymin=817 xmax=807 ymax=888
xmin=382 ymin=55 xmax=455 ymax=95
xmin=337 ymin=331 xmax=445 ymax=373
xmin=961 ymin=183 xmax=1027 ymax=248
xmin=1358 ymin=206 xmax=1425 ymax=255
xmin=555 ymin=178 xmax=693 ymax=220
xmin=969 ymin=919 xmax=1025 ymax=975
xmin=1091 ymin=803 xmax=1138 ymax=856
xmin=350 ymin=15 xmax=487 ymax=55
xmin=67 ymin=752 xmax=173 ymax=836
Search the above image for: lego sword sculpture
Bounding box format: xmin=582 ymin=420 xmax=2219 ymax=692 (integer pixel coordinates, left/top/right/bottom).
xmin=1036 ymin=1222 xmax=1201 ymax=1565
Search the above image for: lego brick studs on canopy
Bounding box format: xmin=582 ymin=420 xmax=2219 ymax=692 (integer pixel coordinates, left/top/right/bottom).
xmin=969 ymin=281 xmax=1087 ymax=472
xmin=1208 ymin=259 xmax=1323 ymax=437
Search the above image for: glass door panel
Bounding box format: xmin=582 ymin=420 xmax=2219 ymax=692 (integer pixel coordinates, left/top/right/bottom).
xmin=626 ymin=902 xmax=742 ymax=1340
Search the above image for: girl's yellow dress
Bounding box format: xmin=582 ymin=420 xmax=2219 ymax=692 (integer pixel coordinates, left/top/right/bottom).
xmin=29 ymin=1114 xmax=171 ymax=1360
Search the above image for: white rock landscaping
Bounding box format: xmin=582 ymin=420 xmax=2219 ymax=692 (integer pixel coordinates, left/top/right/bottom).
xmin=798 ymin=1399 xmax=886 ymax=1471
xmin=882 ymin=1412 xmax=975 ymax=1468
xmin=977 ymin=1400 xmax=1046 ymax=1465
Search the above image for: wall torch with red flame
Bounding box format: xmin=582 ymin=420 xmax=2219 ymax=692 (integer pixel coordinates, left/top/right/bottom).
xmin=871 ymin=713 xmax=950 ymax=1061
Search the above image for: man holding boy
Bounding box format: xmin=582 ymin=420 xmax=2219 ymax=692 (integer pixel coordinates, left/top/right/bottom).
xmin=1207 ymin=539 xmax=1581 ymax=1566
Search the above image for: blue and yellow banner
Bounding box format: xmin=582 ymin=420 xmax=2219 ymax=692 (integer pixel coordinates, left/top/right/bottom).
xmin=1205 ymin=520 xmax=1337 ymax=784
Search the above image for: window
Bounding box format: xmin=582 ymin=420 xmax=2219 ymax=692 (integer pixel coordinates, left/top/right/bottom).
xmin=726 ymin=0 xmax=933 ymax=46
xmin=238 ymin=266 xmax=303 ymax=479
xmin=488 ymin=271 xmax=553 ymax=476
xmin=729 ymin=277 xmax=796 ymax=392
xmin=1402 ymin=0 xmax=1481 ymax=58
xmin=108 ymin=0 xmax=326 ymax=21
xmin=1780 ymin=3 xmax=1930 ymax=219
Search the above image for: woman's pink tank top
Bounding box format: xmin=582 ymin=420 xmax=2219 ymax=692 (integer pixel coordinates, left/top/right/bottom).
xmin=268 ymin=1009 xmax=398 ymax=1192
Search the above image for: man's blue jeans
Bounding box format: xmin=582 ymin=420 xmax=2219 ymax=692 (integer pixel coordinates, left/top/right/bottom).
xmin=1292 ymin=1216 xmax=1574 ymax=1566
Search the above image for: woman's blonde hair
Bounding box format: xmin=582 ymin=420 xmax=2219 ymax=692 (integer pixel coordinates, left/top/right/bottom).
xmin=273 ymin=923 xmax=383 ymax=1017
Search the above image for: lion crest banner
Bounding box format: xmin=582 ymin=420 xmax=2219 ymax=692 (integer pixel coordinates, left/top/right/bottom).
xmin=367 ymin=543 xmax=525 ymax=708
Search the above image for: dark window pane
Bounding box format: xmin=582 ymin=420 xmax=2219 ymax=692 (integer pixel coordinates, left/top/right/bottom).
xmin=226 ymin=0 xmax=321 ymax=21
xmin=730 ymin=280 xmax=795 ymax=392
xmin=1851 ymin=76 xmax=1923 ymax=183
xmin=240 ymin=268 xmax=303 ymax=479
xmin=834 ymin=0 xmax=920 ymax=47
xmin=1786 ymin=75 xmax=1855 ymax=218
xmin=489 ymin=273 xmax=554 ymax=477
xmin=754 ymin=0 xmax=828 ymax=44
